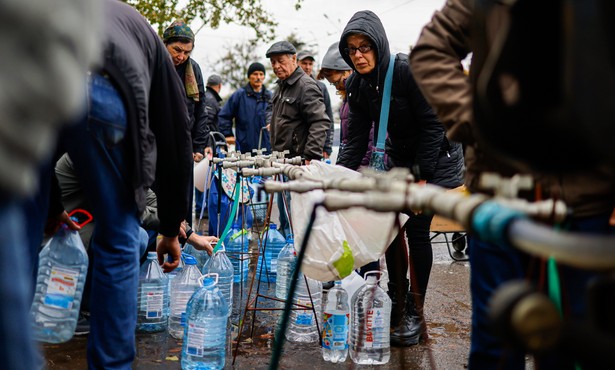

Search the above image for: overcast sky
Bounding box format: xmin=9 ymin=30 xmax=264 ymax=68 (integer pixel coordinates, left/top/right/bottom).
xmin=191 ymin=0 xmax=447 ymax=102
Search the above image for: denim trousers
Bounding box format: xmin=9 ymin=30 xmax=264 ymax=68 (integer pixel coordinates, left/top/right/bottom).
xmin=468 ymin=214 xmax=615 ymax=370
xmin=61 ymin=74 xmax=141 ymax=369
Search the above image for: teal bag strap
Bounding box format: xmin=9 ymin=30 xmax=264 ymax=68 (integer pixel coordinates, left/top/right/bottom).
xmin=375 ymin=54 xmax=396 ymax=150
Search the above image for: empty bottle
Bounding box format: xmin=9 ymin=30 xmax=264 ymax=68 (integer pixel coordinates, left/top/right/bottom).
xmin=224 ymin=221 xmax=250 ymax=283
xmin=322 ymin=281 xmax=350 ymax=363
xmin=31 ymin=224 xmax=89 ymax=343
xmin=256 ymin=223 xmax=286 ymax=283
xmin=202 ymin=246 xmax=234 ymax=316
xmin=181 ymin=275 xmax=229 ymax=370
xmin=137 ymin=252 xmax=169 ymax=333
xmin=168 ymin=255 xmax=202 ymax=339
xmin=275 ymin=235 xmax=296 ymax=299
xmin=286 ymin=273 xmax=322 ymax=343
xmin=349 ymin=271 xmax=391 ymax=365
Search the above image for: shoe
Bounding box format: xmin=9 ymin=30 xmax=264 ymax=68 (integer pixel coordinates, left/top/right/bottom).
xmin=390 ymin=292 xmax=425 ymax=347
xmin=74 ymin=312 xmax=90 ymax=336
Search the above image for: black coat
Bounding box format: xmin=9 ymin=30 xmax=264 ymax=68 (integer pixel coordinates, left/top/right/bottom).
xmin=337 ymin=10 xmax=463 ymax=187
xmin=176 ymin=60 xmax=209 ymax=154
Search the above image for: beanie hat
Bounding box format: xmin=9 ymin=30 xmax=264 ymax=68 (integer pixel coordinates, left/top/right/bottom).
xmin=163 ymin=20 xmax=194 ymax=43
xmin=247 ymin=62 xmax=266 ymax=77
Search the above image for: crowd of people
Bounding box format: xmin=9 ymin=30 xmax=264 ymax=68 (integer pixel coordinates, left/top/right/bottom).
xmin=1 ymin=0 xmax=613 ymax=369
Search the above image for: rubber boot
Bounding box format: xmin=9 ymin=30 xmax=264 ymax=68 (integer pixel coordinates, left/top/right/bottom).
xmin=387 ymin=281 xmax=409 ymax=329
xmin=390 ymin=292 xmax=425 ymax=346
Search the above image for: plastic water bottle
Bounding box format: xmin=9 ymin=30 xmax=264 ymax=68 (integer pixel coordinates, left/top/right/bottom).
xmin=286 ymin=273 xmax=322 ymax=343
xmin=224 ymin=221 xmax=250 ymax=283
xmin=30 ymin=225 xmax=89 ymax=343
xmin=202 ymin=247 xmax=234 ymax=316
xmin=275 ymin=235 xmax=296 ymax=299
xmin=183 ymin=243 xmax=209 ymax=270
xmin=349 ymin=271 xmax=391 ymax=365
xmin=322 ymin=281 xmax=349 ymax=363
xmin=256 ymin=223 xmax=286 ymax=283
xmin=137 ymin=252 xmax=169 ymax=333
xmin=165 ymin=253 xmax=185 ymax=294
xmin=168 ymin=255 xmax=202 ymax=339
xmin=181 ymin=275 xmax=229 ymax=370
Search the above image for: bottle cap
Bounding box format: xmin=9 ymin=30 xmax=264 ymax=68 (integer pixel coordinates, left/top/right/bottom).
xmin=202 ymin=277 xmax=215 ymax=287
xmin=269 ymin=223 xmax=277 ymax=230
xmin=147 ymin=251 xmax=157 ymax=259
xmin=183 ymin=255 xmax=198 ymax=265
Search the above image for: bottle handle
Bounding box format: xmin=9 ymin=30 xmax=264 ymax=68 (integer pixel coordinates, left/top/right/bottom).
xmin=68 ymin=209 xmax=93 ymax=227
xmin=199 ymin=272 xmax=219 ymax=286
xmin=363 ymin=270 xmax=387 ymax=283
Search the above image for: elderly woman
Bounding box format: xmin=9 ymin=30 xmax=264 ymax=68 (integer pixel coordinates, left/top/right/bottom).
xmin=337 ymin=11 xmax=465 ymax=347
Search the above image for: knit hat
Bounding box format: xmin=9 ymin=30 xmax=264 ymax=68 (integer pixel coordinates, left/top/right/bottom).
xmin=247 ymin=62 xmax=266 ymax=77
xmin=163 ymin=20 xmax=194 ymax=43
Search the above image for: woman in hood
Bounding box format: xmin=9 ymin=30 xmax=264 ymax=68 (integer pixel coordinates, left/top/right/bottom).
xmin=337 ymin=10 xmax=465 ymax=347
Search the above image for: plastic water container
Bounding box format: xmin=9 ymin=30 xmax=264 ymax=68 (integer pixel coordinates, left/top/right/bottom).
xmin=30 ymin=225 xmax=89 ymax=343
xmin=181 ymin=275 xmax=229 ymax=370
xmin=224 ymin=222 xmax=250 ymax=283
xmin=183 ymin=243 xmax=209 ymax=270
xmin=168 ymin=255 xmax=202 ymax=339
xmin=137 ymin=252 xmax=169 ymax=333
xmin=349 ymin=271 xmax=391 ymax=365
xmin=286 ymin=272 xmax=322 ymax=343
xmin=275 ymin=235 xmax=296 ymax=299
xmin=256 ymin=223 xmax=286 ymax=283
xmin=165 ymin=253 xmax=185 ymax=295
xmin=202 ymin=247 xmax=233 ymax=316
xmin=322 ymin=281 xmax=349 ymax=363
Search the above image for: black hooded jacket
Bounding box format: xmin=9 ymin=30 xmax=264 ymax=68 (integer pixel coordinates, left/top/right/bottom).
xmin=337 ymin=10 xmax=463 ymax=187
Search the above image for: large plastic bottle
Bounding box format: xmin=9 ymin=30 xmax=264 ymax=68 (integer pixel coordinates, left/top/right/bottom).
xmin=202 ymin=246 xmax=234 ymax=316
xmin=275 ymin=235 xmax=296 ymax=299
xmin=286 ymin=272 xmax=322 ymax=343
xmin=165 ymin=253 xmax=185 ymax=294
xmin=349 ymin=271 xmax=391 ymax=365
xmin=136 ymin=252 xmax=169 ymax=333
xmin=168 ymin=255 xmax=202 ymax=339
xmin=30 ymin=225 xmax=89 ymax=343
xmin=256 ymin=223 xmax=286 ymax=283
xmin=224 ymin=221 xmax=250 ymax=283
xmin=181 ymin=275 xmax=229 ymax=370
xmin=322 ymin=281 xmax=350 ymax=363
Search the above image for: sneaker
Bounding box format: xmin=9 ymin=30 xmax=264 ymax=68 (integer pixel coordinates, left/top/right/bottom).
xmin=74 ymin=312 xmax=90 ymax=336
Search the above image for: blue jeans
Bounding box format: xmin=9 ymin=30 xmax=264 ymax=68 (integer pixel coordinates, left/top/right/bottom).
xmin=468 ymin=214 xmax=615 ymax=370
xmin=61 ymin=74 xmax=140 ymax=369
xmin=276 ymin=176 xmax=292 ymax=238
xmin=0 ymin=199 xmax=39 ymax=370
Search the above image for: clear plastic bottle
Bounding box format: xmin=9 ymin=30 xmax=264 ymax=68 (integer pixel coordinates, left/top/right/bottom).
xmin=256 ymin=223 xmax=286 ymax=283
xmin=136 ymin=252 xmax=169 ymax=333
xmin=275 ymin=235 xmax=296 ymax=299
xmin=168 ymin=255 xmax=202 ymax=339
xmin=349 ymin=271 xmax=391 ymax=365
xmin=30 ymin=225 xmax=89 ymax=343
xmin=224 ymin=221 xmax=250 ymax=283
xmin=286 ymin=272 xmax=322 ymax=343
xmin=322 ymin=281 xmax=349 ymax=363
xmin=181 ymin=275 xmax=229 ymax=370
xmin=165 ymin=252 xmax=184 ymax=294
xmin=202 ymin=246 xmax=234 ymax=316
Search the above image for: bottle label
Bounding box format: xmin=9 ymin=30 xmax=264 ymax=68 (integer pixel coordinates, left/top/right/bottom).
xmin=181 ymin=312 xmax=186 ymax=327
xmin=43 ymin=266 xmax=79 ymax=309
xmin=142 ymin=284 xmax=163 ymax=318
xmin=185 ymin=320 xmax=218 ymax=357
xmin=364 ymin=308 xmax=387 ymax=349
xmin=295 ymin=299 xmax=314 ymax=326
xmin=322 ymin=312 xmax=349 ymax=350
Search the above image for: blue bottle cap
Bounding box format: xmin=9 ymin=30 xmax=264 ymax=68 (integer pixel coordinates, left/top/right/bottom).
xmin=269 ymin=223 xmax=277 ymax=230
xmin=147 ymin=251 xmax=157 ymax=259
xmin=183 ymin=255 xmax=198 ymax=265
xmin=286 ymin=235 xmax=294 ymax=243
xmin=202 ymin=277 xmax=215 ymax=287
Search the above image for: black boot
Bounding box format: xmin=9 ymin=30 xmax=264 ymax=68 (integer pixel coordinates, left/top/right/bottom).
xmin=390 ymin=292 xmax=425 ymax=346
xmin=387 ymin=281 xmax=409 ymax=329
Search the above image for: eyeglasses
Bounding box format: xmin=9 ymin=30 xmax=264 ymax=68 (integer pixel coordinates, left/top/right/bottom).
xmin=344 ymin=45 xmax=372 ymax=56
xmin=330 ymin=77 xmax=344 ymax=87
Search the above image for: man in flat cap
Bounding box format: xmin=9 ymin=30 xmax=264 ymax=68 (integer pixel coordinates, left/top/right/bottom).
xmin=266 ymin=40 xmax=331 ymax=236
xmin=297 ymin=50 xmax=335 ymax=159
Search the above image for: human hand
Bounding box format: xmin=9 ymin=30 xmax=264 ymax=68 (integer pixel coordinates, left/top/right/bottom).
xmin=193 ymin=152 xmax=204 ymax=162
xmin=304 ymin=159 xmax=311 ymax=165
xmin=188 ymin=235 xmax=219 ymax=256
xmin=322 ymin=152 xmax=330 ymax=159
xmin=204 ymin=147 xmax=213 ymax=159
xmin=225 ymin=137 xmax=236 ymax=145
xmin=265 ymin=124 xmax=270 ymax=132
xmin=179 ymin=221 xmax=188 ymax=239
xmin=157 ymin=235 xmax=181 ymax=273
xmin=44 ymin=210 xmax=81 ymax=236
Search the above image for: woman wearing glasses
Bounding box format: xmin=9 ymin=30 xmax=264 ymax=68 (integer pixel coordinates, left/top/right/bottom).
xmin=336 ymin=10 xmax=465 ymax=347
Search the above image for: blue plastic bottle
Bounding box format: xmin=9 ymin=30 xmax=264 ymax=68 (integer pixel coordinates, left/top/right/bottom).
xmin=30 ymin=225 xmax=89 ymax=343
xmin=256 ymin=223 xmax=286 ymax=283
xmin=224 ymin=221 xmax=250 ymax=283
xmin=202 ymin=246 xmax=234 ymax=316
xmin=169 ymin=255 xmax=202 ymax=339
xmin=181 ymin=275 xmax=229 ymax=370
xmin=275 ymin=235 xmax=296 ymax=299
xmin=136 ymin=252 xmax=169 ymax=333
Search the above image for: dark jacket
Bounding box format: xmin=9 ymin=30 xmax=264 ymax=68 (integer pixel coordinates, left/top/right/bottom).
xmin=270 ymin=66 xmax=331 ymax=160
xmin=337 ymin=10 xmax=463 ymax=187
xmin=316 ymin=80 xmax=335 ymax=155
xmin=204 ymin=86 xmax=222 ymax=134
xmin=409 ymin=0 xmax=615 ymax=216
xmin=100 ymin=0 xmax=192 ymax=236
xmin=218 ymin=83 xmax=272 ymax=153
xmin=176 ymin=59 xmax=209 ymax=154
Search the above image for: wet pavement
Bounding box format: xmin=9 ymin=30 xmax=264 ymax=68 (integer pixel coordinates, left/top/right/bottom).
xmin=43 ymin=234 xmax=472 ymax=369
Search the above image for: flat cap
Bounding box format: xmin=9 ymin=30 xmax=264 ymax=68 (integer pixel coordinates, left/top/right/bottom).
xmin=266 ymin=41 xmax=297 ymax=58
xmin=207 ymin=74 xmax=222 ymax=86
xmin=297 ymin=50 xmax=315 ymax=61
xmin=321 ymin=42 xmax=351 ymax=71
